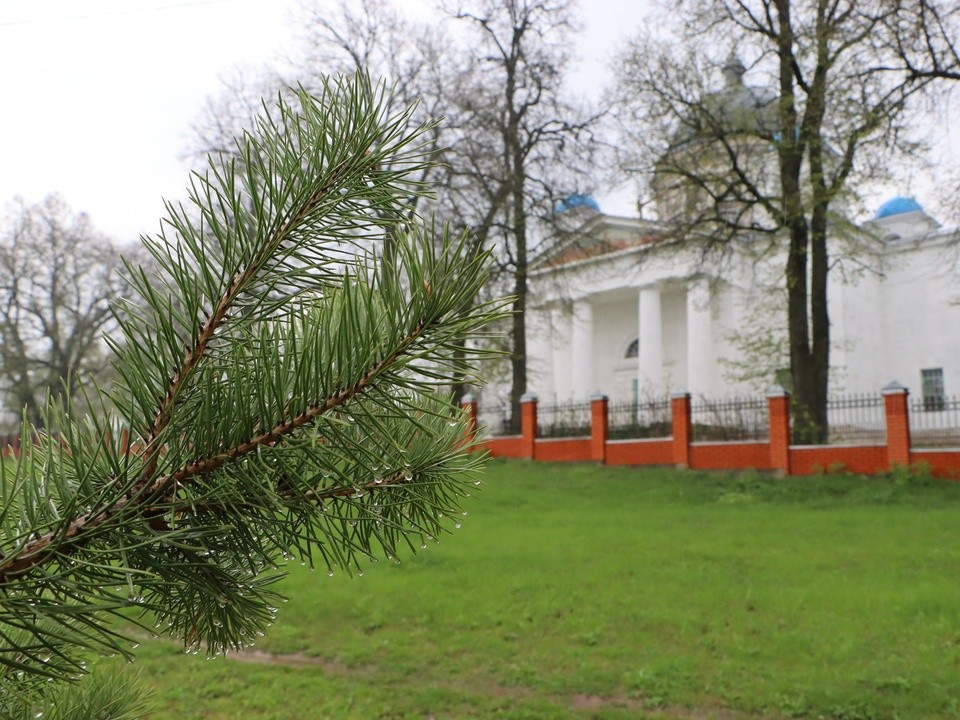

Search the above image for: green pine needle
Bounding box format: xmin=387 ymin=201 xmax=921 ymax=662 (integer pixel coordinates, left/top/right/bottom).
xmin=0 ymin=73 xmax=507 ymax=714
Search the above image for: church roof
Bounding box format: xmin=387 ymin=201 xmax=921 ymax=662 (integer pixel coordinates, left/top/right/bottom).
xmin=875 ymin=196 xmax=923 ymax=219
xmin=532 ymin=214 xmax=666 ymax=271
xmin=555 ymin=194 xmax=601 ymax=214
xmin=670 ymin=54 xmax=777 ymax=147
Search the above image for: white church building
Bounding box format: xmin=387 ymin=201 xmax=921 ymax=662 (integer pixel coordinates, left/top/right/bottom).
xmin=516 ymin=196 xmax=959 ymax=410
xmin=493 ymin=55 xmax=960 ymax=414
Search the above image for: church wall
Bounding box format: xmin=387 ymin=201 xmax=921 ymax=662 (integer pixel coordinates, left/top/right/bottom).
xmin=880 ymin=240 xmax=960 ymax=398
xmin=661 ymin=289 xmax=688 ymax=392
xmin=592 ymin=298 xmax=638 ymax=400
xmin=526 ymin=308 xmax=554 ymax=400
xmin=710 ymin=282 xmax=741 ymax=392
xmin=549 ymin=305 xmax=573 ymax=403
xmin=828 ymin=256 xmax=887 ymax=393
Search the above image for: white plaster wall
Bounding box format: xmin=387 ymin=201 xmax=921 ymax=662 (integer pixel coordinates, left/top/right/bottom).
xmin=592 ymin=297 xmax=639 ymax=399
xmin=829 ymin=257 xmax=887 ymax=393
xmin=550 ymin=304 xmax=574 ymax=402
xmin=526 ymin=307 xmax=554 ymax=399
xmin=661 ymin=288 xmax=687 ymax=392
xmin=877 ymin=239 xmax=960 ymax=398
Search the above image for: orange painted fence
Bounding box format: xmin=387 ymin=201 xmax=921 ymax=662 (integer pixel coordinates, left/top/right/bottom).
xmin=462 ymin=383 xmax=960 ymax=478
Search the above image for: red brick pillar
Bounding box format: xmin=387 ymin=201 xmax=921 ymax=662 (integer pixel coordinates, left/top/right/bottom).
xmin=590 ymin=393 xmax=608 ymax=463
xmin=767 ymin=385 xmax=791 ymax=475
xmin=671 ymin=390 xmax=692 ymax=469
xmin=520 ymin=393 xmax=538 ymax=460
xmin=460 ymin=394 xmax=479 ymax=443
xmin=883 ymin=381 xmax=911 ymax=468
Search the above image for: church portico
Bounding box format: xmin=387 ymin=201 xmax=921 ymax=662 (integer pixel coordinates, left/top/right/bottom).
xmin=531 ymin=278 xmax=718 ymax=404
xmin=637 ymin=285 xmax=664 ymax=395
xmin=570 ymin=298 xmax=594 ymax=396
xmin=685 ymin=279 xmax=714 ymax=396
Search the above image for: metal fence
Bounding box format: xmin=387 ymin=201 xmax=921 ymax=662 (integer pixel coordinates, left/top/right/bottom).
xmin=909 ymin=396 xmax=960 ymax=448
xmin=477 ymin=391 xmax=960 ymax=447
xmin=691 ymin=396 xmax=769 ymax=442
xmin=607 ymin=397 xmax=672 ymax=440
xmin=537 ymin=400 xmax=592 ymax=438
xmin=478 ymin=402 xmax=515 ymax=437
xmin=792 ymin=393 xmax=886 ymax=445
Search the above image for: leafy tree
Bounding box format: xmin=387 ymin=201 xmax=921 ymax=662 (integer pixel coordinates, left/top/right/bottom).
xmin=0 ymin=75 xmax=503 ymax=717
xmin=612 ymin=0 xmax=935 ymax=441
xmin=0 ymin=195 xmax=125 ymax=428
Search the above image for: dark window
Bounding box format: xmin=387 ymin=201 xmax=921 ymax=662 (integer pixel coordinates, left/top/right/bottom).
xmin=921 ymin=368 xmax=945 ymax=411
xmin=625 ymin=338 xmax=639 ymax=359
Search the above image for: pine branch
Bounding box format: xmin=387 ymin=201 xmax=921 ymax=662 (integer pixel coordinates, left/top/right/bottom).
xmin=141 ymin=163 xmax=359 ymax=470
xmin=0 ymin=314 xmax=432 ymax=583
xmin=0 ymin=73 xmax=506 ymax=712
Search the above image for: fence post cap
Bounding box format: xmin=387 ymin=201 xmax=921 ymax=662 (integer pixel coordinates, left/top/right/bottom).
xmin=590 ymin=392 xmax=608 ymax=400
xmin=461 ymin=393 xmax=475 ymax=404
xmin=670 ymin=388 xmax=691 ymax=399
xmin=520 ymin=392 xmax=538 ymax=403
xmin=882 ymin=380 xmax=909 ymax=396
xmin=766 ymin=384 xmax=789 ymax=398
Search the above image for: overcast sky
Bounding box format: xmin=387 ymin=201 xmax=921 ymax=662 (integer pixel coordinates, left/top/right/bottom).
xmin=0 ymin=0 xmax=655 ymax=244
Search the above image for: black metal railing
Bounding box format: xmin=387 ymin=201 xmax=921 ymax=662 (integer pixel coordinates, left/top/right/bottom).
xmin=537 ymin=400 xmax=592 ymax=438
xmin=792 ymin=393 xmax=886 ymax=445
xmin=476 ymin=390 xmax=959 ymax=448
xmin=607 ymin=397 xmax=672 ymax=440
xmin=909 ymin=396 xmax=960 ymax=448
xmin=479 ymin=403 xmax=516 ymax=437
xmin=691 ymin=396 xmax=769 ymax=442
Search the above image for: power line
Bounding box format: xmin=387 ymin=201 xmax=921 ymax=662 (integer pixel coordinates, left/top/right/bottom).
xmin=0 ymin=0 xmax=237 ymax=28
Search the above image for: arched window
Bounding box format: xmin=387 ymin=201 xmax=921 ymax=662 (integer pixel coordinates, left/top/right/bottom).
xmin=625 ymin=338 xmax=639 ymax=359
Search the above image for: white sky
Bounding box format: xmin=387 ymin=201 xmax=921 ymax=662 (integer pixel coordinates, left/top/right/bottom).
xmin=0 ymin=0 xmax=653 ymax=244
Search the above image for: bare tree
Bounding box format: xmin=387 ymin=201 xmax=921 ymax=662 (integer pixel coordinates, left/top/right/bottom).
xmin=438 ymin=0 xmax=603 ymax=425
xmin=186 ymin=63 xmax=290 ymax=163
xmin=0 ymin=195 xmax=124 ymax=426
xmin=293 ymin=0 xmax=453 ymax=269
xmin=612 ymin=0 xmax=936 ymax=441
xmin=877 ymin=0 xmax=960 ymax=82
xmin=188 ymin=0 xmax=602 ymax=421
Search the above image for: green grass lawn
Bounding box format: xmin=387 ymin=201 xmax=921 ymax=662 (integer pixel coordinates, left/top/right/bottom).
xmin=123 ymin=461 xmax=960 ymax=719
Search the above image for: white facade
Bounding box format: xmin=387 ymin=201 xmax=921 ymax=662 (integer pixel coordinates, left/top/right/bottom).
xmin=509 ymin=203 xmax=960 ymax=406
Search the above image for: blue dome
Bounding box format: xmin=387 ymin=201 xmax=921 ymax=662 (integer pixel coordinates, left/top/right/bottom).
xmin=875 ymin=196 xmax=922 ymax=219
xmin=555 ymin=194 xmax=600 ymax=214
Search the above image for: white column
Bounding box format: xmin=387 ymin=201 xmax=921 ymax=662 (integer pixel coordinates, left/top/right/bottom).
xmin=527 ymin=308 xmax=553 ymax=397
xmin=551 ymin=306 xmax=572 ymax=402
xmin=638 ymin=286 xmax=663 ymax=395
xmin=686 ymin=279 xmax=714 ymax=397
xmin=570 ymin=298 xmax=594 ymax=400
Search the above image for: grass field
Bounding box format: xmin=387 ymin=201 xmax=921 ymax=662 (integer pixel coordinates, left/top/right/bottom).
xmin=121 ymin=461 xmax=960 ymax=719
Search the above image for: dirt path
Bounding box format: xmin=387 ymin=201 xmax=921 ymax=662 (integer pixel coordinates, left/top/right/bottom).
xmin=228 ymin=649 xmax=779 ymax=720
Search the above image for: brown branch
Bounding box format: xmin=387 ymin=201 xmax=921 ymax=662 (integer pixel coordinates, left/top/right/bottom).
xmin=0 ymin=315 xmax=429 ymax=584
xmin=183 ymin=468 xmax=417 ymax=517
xmin=145 ymin=317 xmax=428 ymax=497
xmin=134 ymin=159 xmax=359 ymax=487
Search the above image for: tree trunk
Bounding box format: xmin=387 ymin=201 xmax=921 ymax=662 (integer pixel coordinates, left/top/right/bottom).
xmin=775 ymin=0 xmax=830 ymax=443
xmin=508 ymin=209 xmax=528 ymax=435
xmin=451 ymin=338 xmax=469 ymax=408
